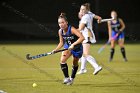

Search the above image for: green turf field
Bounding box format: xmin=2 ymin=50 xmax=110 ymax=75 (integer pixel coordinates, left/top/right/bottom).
xmin=0 ymin=44 xmax=139 ymax=93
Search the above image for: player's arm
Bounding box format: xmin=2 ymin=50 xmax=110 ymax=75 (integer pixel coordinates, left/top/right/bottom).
xmin=89 ymin=11 xmax=102 ymax=21
xmin=53 ymin=30 xmax=64 ymax=51
xmin=119 ymin=18 xmax=125 ymax=32
xmin=94 ymin=15 xmax=102 ymax=23
xmin=69 ymin=27 xmax=84 ymax=49
xmin=78 ymin=15 xmax=87 ymax=31
xmin=107 ymin=21 xmax=112 ymax=40
xmin=78 ymin=23 xmax=86 ymax=31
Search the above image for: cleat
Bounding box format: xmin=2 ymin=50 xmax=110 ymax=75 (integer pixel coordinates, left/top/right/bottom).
xmin=77 ymin=69 xmax=87 ymax=74
xmin=67 ymin=78 xmax=74 ymax=85
xmin=123 ymin=58 xmax=128 ymax=62
xmin=109 ymin=58 xmax=113 ymax=62
xmin=93 ymin=66 xmax=102 ymax=75
xmin=63 ymin=78 xmax=70 ymax=84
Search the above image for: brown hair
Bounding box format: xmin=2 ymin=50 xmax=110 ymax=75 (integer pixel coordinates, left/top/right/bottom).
xmin=82 ymin=3 xmax=90 ymax=11
xmin=58 ymin=12 xmax=68 ymax=21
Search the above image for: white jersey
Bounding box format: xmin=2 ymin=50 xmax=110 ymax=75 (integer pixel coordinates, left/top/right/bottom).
xmin=80 ymin=11 xmax=96 ymax=44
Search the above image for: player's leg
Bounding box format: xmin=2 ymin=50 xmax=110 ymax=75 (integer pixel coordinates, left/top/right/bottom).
xmin=71 ymin=57 xmax=79 ymax=78
xmin=77 ymin=56 xmax=87 ymax=74
xmin=110 ymin=40 xmax=116 ymax=62
xmin=67 ymin=57 xmax=79 ymax=85
xmin=77 ymin=43 xmax=88 ymax=74
xmin=60 ymin=50 xmax=72 ymax=84
xmin=118 ymin=34 xmax=128 ymax=61
xmin=67 ymin=47 xmax=83 ymax=85
xmin=83 ymin=43 xmax=102 ymax=75
xmin=109 ymin=31 xmax=116 ymax=62
xmin=77 ymin=28 xmax=95 ymax=74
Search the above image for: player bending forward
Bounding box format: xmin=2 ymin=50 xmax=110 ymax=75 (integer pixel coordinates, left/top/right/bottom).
xmin=52 ymin=13 xmax=84 ymax=85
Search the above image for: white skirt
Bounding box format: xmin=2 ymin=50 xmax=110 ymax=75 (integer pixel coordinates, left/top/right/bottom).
xmin=81 ymin=27 xmax=96 ymax=44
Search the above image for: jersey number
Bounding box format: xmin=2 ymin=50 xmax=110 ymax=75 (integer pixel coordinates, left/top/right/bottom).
xmin=68 ymin=41 xmax=72 ymax=45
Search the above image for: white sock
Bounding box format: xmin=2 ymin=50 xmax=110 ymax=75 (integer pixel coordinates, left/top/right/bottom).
xmin=86 ymin=55 xmax=99 ymax=69
xmin=80 ymin=56 xmax=87 ymax=70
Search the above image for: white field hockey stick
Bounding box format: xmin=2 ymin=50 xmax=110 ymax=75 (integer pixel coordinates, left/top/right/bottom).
xmin=98 ymin=31 xmax=121 ymax=54
xmin=26 ymin=49 xmax=68 ymax=60
xmin=101 ymin=18 xmax=115 ymax=23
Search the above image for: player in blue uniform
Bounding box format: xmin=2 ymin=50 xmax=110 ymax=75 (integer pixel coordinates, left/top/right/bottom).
xmin=53 ymin=13 xmax=84 ymax=85
xmin=108 ymin=10 xmax=128 ymax=62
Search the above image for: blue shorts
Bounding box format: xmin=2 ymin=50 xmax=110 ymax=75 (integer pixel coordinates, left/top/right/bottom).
xmin=64 ymin=44 xmax=83 ymax=58
xmin=112 ymin=31 xmax=124 ymax=40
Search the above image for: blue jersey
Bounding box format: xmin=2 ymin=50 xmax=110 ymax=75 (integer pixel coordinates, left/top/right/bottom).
xmin=111 ymin=19 xmax=124 ymax=39
xmin=61 ymin=25 xmax=83 ymax=58
xmin=111 ymin=19 xmax=121 ymax=32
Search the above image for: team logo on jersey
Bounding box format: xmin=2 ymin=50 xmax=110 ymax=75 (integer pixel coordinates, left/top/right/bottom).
xmin=63 ymin=36 xmax=74 ymax=40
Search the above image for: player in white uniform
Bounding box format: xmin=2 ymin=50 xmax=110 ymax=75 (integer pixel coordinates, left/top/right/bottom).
xmin=77 ymin=3 xmax=102 ymax=75
xmin=81 ymin=11 xmax=96 ymax=44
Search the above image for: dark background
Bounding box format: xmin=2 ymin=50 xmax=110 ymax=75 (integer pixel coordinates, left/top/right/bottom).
xmin=0 ymin=0 xmax=139 ymax=43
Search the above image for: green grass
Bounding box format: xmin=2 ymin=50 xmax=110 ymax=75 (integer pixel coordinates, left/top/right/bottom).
xmin=0 ymin=44 xmax=139 ymax=93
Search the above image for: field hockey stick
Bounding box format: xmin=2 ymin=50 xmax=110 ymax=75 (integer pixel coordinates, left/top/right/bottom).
xmin=100 ymin=18 xmax=115 ymax=23
xmin=98 ymin=31 xmax=121 ymax=54
xmin=26 ymin=49 xmax=68 ymax=60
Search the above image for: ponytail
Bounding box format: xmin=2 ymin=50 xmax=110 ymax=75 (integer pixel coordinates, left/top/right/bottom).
xmin=58 ymin=12 xmax=68 ymax=21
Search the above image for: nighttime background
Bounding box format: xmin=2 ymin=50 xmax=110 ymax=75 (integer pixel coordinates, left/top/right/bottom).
xmin=0 ymin=0 xmax=139 ymax=43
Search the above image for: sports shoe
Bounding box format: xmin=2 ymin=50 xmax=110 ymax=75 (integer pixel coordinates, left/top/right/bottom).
xmin=123 ymin=58 xmax=128 ymax=62
xmin=93 ymin=66 xmax=102 ymax=75
xmin=77 ymin=69 xmax=87 ymax=74
xmin=63 ymin=78 xmax=71 ymax=84
xmin=0 ymin=90 xmax=7 ymax=93
xmin=67 ymin=78 xmax=74 ymax=85
xmin=109 ymin=58 xmax=113 ymax=62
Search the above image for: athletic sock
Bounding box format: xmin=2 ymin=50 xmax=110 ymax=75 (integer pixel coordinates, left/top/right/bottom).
xmin=71 ymin=65 xmax=78 ymax=78
xmin=60 ymin=63 xmax=69 ymax=78
xmin=121 ymin=47 xmax=127 ymax=59
xmin=110 ymin=48 xmax=115 ymax=61
xmin=86 ymin=55 xmax=99 ymax=69
xmin=80 ymin=56 xmax=87 ymax=70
